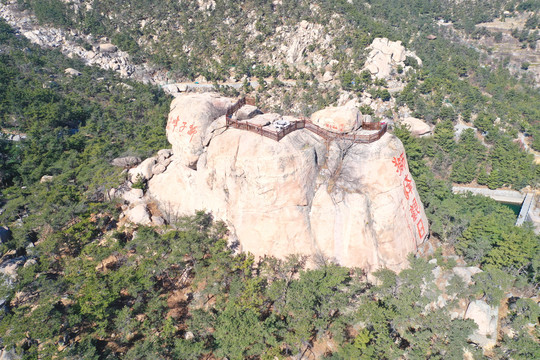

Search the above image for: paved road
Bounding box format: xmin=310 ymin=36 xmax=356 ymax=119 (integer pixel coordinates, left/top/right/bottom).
xmin=452 ymin=185 xmax=525 ymax=204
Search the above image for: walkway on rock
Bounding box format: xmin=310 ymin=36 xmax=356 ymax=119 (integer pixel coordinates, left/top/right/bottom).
xmin=225 ymin=97 xmax=387 ymax=143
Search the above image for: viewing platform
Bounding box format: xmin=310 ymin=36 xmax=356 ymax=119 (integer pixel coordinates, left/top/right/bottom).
xmin=225 ymin=97 xmax=387 ymax=143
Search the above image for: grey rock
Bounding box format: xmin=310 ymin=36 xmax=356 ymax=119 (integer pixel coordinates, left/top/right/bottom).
xmin=0 ymin=348 xmax=20 ymax=360
xmin=64 ymin=68 xmax=82 ymax=76
xmin=129 ymin=157 xmax=157 ymax=182
xmin=152 ymin=164 xmax=166 ymax=175
xmin=453 ymin=266 xmax=482 ymax=285
xmin=126 ymin=204 xmax=152 ymax=225
xmin=98 ymin=43 xmax=117 ymax=53
xmin=151 ymin=216 xmax=165 ymax=226
xmin=465 ymin=300 xmax=499 ymax=349
xmin=157 ymin=149 xmax=173 ymax=159
xmin=111 ymin=156 xmax=141 ymax=168
xmin=39 ymin=175 xmax=54 ymax=183
xmin=236 ymin=105 xmax=263 ymax=120
xmin=122 ymin=189 xmax=144 ymax=204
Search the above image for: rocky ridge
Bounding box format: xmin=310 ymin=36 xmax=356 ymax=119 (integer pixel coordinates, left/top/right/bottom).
xmin=115 ymin=93 xmax=429 ymax=274
xmin=0 ymin=1 xmax=164 ymax=84
xmin=0 ymin=2 xmax=434 ymax=136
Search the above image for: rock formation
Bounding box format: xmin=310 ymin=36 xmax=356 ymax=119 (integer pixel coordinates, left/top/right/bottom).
xmin=401 ymin=117 xmax=433 ymax=137
xmin=364 ymin=38 xmax=422 ymax=79
xmin=123 ymin=93 xmax=428 ymax=273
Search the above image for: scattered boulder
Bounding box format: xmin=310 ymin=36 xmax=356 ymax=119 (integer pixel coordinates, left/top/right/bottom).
xmin=111 ymin=156 xmax=141 ymax=168
xmin=64 ymin=68 xmax=81 ymax=76
xmin=244 ymin=113 xmax=279 ymax=127
xmin=364 ymin=38 xmax=422 ymax=79
xmin=23 ymin=259 xmax=37 ymax=268
xmin=322 ymin=71 xmax=334 ymax=82
xmin=465 ymin=300 xmax=499 ymax=349
xmin=151 ymin=216 xmax=165 ymax=226
xmin=129 ymin=157 xmax=157 ymax=181
xmin=310 ymin=104 xmax=361 ymax=133
xmin=235 ymin=105 xmax=263 ymax=120
xmin=157 ymin=149 xmax=173 ymax=160
xmin=122 ymin=188 xmax=144 ymax=203
xmin=126 ymin=204 xmax=152 ymax=225
xmin=98 ymin=43 xmax=117 ymax=53
xmin=40 ymin=175 xmax=54 ymax=183
xmin=0 ymin=348 xmax=19 ymax=360
xmin=453 ymin=266 xmax=482 ymax=285
xmin=401 ymin=117 xmax=432 ymax=137
xmin=152 ymin=164 xmax=167 ymax=175
xmin=0 ymin=257 xmax=26 ymax=282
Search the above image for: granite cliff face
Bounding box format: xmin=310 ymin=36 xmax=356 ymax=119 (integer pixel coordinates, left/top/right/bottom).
xmin=128 ymin=93 xmax=428 ymax=273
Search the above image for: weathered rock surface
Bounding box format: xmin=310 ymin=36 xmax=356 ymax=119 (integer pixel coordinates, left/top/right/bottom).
xmin=111 ymin=156 xmax=141 ymax=168
xmin=126 ymin=204 xmax=152 ymax=225
xmin=146 ymin=94 xmax=428 ymax=273
xmin=453 ymin=266 xmax=482 ymax=285
xmin=129 ymin=157 xmax=157 ymax=181
xmin=0 ymin=2 xmax=148 ymax=82
xmin=364 ymin=38 xmax=422 ymax=79
xmin=122 ymin=188 xmax=144 ymax=204
xmin=64 ymin=68 xmax=81 ymax=76
xmin=98 ymin=43 xmax=117 ymax=53
xmin=166 ymin=93 xmax=235 ymax=168
xmin=310 ymin=104 xmax=361 ymax=134
xmin=465 ymin=300 xmax=499 ymax=349
xmin=236 ymin=105 xmax=263 ymax=120
xmin=401 ymin=117 xmax=432 ymax=137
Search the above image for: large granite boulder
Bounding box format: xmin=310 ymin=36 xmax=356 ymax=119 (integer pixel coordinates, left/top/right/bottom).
xmin=166 ymin=93 xmax=235 ymax=168
xmin=145 ymin=94 xmax=428 ymax=273
xmin=310 ymin=105 xmax=361 ymax=134
xmin=401 ymin=117 xmax=432 ymax=137
xmin=364 ymin=38 xmax=422 ymax=79
xmin=465 ymin=300 xmax=499 ymax=349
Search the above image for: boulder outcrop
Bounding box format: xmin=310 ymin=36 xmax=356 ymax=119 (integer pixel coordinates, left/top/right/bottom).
xmin=401 ymin=117 xmax=432 ymax=137
xmin=310 ymin=104 xmax=361 ymax=133
xmin=138 ymin=93 xmax=428 ymax=273
xmin=364 ymin=38 xmax=422 ymax=79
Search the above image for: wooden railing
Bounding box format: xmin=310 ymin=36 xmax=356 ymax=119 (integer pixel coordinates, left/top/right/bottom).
xmin=225 ymin=97 xmax=387 ymax=143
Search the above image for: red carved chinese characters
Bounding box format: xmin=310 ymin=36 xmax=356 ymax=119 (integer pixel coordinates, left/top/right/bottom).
xmin=416 ymin=219 xmax=426 ymax=238
xmin=392 ymin=152 xmax=406 ymax=176
xmin=168 ymin=115 xmax=198 ymax=142
xmin=403 ymin=174 xmax=413 ymax=200
xmin=176 ymin=121 xmax=187 ymax=133
xmin=410 ymin=198 xmax=421 ymax=222
xmin=187 ymin=124 xmax=198 ymax=142
xmin=391 ymin=150 xmax=427 ymax=241
xmin=167 ymin=115 xmax=180 ymax=131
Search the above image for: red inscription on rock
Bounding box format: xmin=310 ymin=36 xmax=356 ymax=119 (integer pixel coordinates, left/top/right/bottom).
xmin=410 ymin=198 xmax=420 ymax=222
xmin=392 ymin=152 xmax=406 ymax=176
xmin=403 ymin=174 xmax=413 ymax=200
xmin=416 ymin=219 xmax=426 ymax=238
xmin=187 ymin=124 xmax=198 ymax=142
